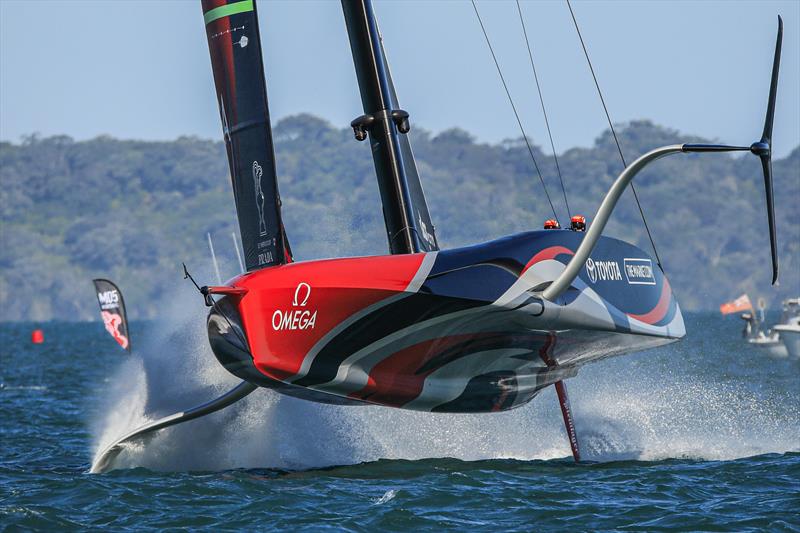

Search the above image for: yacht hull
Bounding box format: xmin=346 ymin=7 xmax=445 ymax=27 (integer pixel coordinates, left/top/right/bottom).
xmin=208 ymin=230 xmax=684 ymax=412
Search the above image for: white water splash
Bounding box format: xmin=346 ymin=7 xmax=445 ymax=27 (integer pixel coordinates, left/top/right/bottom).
xmin=573 ymin=373 xmax=800 ymax=462
xmin=374 ymin=489 xmax=397 ymax=505
xmin=90 ymin=291 xmax=800 ymax=472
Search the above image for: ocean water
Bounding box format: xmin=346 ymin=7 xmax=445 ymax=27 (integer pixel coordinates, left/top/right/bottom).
xmin=1 ymin=311 xmax=798 ymax=530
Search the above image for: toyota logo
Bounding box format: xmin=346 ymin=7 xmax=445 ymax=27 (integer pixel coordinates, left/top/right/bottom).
xmin=585 ymin=258 xmax=597 ymax=283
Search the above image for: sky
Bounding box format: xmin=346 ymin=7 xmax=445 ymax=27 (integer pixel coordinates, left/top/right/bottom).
xmin=1 ymin=0 xmax=798 ymax=157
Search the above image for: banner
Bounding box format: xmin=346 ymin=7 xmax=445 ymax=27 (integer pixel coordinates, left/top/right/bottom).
xmin=92 ymin=279 xmax=131 ymax=352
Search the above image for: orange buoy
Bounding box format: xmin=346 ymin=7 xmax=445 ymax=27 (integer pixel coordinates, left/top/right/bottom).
xmin=31 ymin=329 xmax=44 ymax=344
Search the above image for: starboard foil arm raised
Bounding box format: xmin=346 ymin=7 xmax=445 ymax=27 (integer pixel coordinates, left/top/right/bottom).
xmin=542 ymin=16 xmax=783 ymax=302
xmin=202 ymin=0 xmax=288 ymax=270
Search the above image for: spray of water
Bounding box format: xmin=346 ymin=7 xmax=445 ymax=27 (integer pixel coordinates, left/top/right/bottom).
xmin=90 ymin=284 xmax=800 ymax=472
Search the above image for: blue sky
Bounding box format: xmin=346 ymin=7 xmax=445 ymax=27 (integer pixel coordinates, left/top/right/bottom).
xmin=1 ymin=0 xmax=798 ymax=156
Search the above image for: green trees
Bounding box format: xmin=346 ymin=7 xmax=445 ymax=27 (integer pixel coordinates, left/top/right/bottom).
xmin=0 ymin=115 xmax=797 ymax=320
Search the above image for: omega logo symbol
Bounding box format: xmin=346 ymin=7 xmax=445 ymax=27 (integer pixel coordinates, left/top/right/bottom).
xmin=293 ymin=282 xmax=311 ymax=307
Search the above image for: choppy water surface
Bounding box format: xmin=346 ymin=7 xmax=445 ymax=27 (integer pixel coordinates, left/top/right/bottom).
xmin=1 ymin=312 xmax=798 ymax=530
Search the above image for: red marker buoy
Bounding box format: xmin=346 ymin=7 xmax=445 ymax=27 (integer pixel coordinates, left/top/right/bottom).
xmin=31 ymin=329 xmax=44 ymax=344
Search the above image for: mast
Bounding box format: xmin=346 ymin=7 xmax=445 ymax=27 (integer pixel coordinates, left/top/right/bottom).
xmin=341 ymin=0 xmax=439 ymax=254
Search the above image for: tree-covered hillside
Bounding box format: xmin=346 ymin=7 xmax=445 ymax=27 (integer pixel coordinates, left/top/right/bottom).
xmin=0 ymin=114 xmax=798 ymax=321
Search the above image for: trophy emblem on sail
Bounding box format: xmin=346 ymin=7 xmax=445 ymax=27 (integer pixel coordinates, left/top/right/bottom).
xmin=253 ymin=160 xmax=267 ymax=236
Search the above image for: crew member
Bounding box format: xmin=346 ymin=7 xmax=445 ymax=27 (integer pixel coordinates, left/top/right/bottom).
xmin=570 ymin=215 xmax=586 ymax=231
xmin=543 ymin=219 xmax=560 ymax=230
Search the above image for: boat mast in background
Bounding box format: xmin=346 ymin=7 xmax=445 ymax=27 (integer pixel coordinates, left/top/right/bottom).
xmin=207 ymin=232 xmax=222 ymax=284
xmin=231 ymin=231 xmax=245 ymax=273
xmin=342 ymin=0 xmax=439 ymax=255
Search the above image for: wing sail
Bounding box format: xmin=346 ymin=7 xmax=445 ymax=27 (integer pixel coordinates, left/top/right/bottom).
xmin=92 ymin=279 xmax=131 ymax=352
xmin=386 ymin=63 xmax=438 ymax=252
xmin=202 ymin=0 xmax=287 ymax=270
xmin=342 ymin=0 xmax=439 ymax=254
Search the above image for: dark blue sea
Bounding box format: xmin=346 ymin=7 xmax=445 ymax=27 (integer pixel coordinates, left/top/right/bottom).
xmin=1 ymin=311 xmax=798 ymax=530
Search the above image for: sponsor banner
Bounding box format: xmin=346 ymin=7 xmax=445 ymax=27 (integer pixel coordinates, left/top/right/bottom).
xmin=92 ymin=279 xmax=131 ymax=352
xmin=624 ymin=258 xmax=657 ymax=285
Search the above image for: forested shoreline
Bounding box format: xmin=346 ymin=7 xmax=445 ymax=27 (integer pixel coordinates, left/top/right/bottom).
xmin=1 ymin=114 xmax=797 ymax=320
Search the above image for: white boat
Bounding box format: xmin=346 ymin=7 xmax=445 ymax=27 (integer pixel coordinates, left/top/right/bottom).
xmin=773 ymin=299 xmax=800 ymax=358
xmin=774 ymin=320 xmax=800 ymax=358
xmin=740 ymin=304 xmax=782 ymax=348
xmin=748 ymin=330 xmax=782 ymax=348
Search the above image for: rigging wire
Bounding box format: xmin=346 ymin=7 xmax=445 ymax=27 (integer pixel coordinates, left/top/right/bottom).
xmin=182 ymin=263 xmax=250 ymax=354
xmin=471 ymin=0 xmax=559 ymax=223
xmin=566 ymin=0 xmax=664 ymax=270
xmin=516 ymin=0 xmax=571 ymax=218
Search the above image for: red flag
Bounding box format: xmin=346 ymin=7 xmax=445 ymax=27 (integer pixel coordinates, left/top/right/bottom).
xmin=720 ymin=294 xmax=753 ymax=315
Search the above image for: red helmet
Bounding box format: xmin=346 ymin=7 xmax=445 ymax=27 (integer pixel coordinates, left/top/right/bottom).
xmin=543 ymin=219 xmax=560 ymax=230
xmin=570 ymin=215 xmax=586 ymax=231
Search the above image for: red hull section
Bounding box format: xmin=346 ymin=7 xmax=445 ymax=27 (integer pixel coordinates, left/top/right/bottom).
xmin=236 ymin=254 xmax=425 ymax=382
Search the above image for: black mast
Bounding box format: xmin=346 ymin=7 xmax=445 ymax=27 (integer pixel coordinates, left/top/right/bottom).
xmin=341 ymin=0 xmax=439 ymax=254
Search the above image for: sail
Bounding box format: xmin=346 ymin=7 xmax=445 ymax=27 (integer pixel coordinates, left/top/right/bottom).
xmin=385 ymin=60 xmax=439 ymax=252
xmin=92 ymin=279 xmax=131 ymax=352
xmin=202 ymin=0 xmax=287 ymax=270
xmin=342 ymin=0 xmax=439 ymax=254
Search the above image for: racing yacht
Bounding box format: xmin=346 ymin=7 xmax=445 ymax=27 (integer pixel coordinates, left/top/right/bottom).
xmin=92 ymin=0 xmax=783 ymax=472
